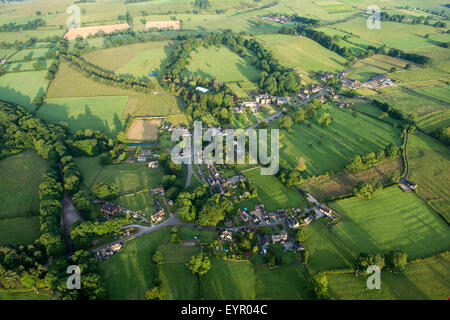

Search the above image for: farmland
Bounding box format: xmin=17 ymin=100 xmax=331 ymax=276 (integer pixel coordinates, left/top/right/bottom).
xmin=271 ymin=105 xmax=402 ymax=176
xmin=347 ymin=55 xmax=411 ymax=82
xmin=330 ymin=187 xmax=450 ymax=259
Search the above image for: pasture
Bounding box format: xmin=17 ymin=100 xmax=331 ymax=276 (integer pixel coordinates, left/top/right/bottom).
xmin=179 ymin=226 xmax=217 ymax=243
xmin=0 ymin=70 xmax=49 ymax=112
xmin=0 ymin=217 xmax=41 ymax=246
xmin=160 ymin=263 xmax=200 ymax=300
xmin=0 ymin=289 xmax=51 ymax=300
xmin=37 ymin=96 xmax=129 ymax=137
xmin=330 ymin=187 xmax=450 ymax=259
xmin=181 ymin=46 xmax=260 ymax=83
xmin=100 ymin=228 xmax=171 ymax=300
xmin=9 ymin=48 xmax=55 ymax=62
xmin=328 ymin=253 xmax=450 ymax=300
xmin=242 ymin=167 xmax=307 ymax=212
xmin=407 ymin=134 xmax=450 ymax=223
xmin=316 ymin=1 xmax=354 ymax=13
xmin=271 ymin=105 xmax=402 ymax=176
xmin=300 ymin=159 xmax=403 ymax=201
xmin=201 ymin=259 xmax=256 ymax=300
xmin=254 ymin=265 xmax=313 ymax=300
xmin=255 ymin=34 xmax=348 ymax=75
xmin=302 ymin=222 xmax=356 ymax=273
xmin=347 ymin=55 xmax=411 ymax=82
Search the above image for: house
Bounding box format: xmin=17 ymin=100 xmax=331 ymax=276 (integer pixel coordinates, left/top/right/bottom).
xmin=196 ymin=87 xmax=209 ymax=93
xmin=287 ymin=217 xmax=300 ymax=229
xmin=319 ymin=205 xmax=333 ymax=217
xmin=0 ymin=59 xmax=6 ymax=65
xmin=219 ymin=230 xmax=233 ymax=242
xmin=320 ymin=72 xmax=334 ymax=81
xmin=300 ymin=215 xmax=313 ymax=226
xmin=147 ymin=160 xmax=159 ymax=169
xmin=150 ymin=186 xmax=165 ymax=195
xmin=137 ymin=150 xmax=152 ymax=162
xmin=238 ymin=208 xmax=249 ymax=222
xmin=151 ymin=208 xmax=165 ymax=222
xmin=399 ymin=179 xmax=418 ymax=191
xmin=311 ymin=85 xmax=321 ymax=93
xmin=223 ymin=175 xmax=246 ymax=188
xmin=111 ymin=243 xmax=122 ymax=252
xmin=276 ymin=96 xmax=291 ymax=105
xmin=318 ymin=95 xmax=326 ymax=103
xmin=272 ymin=230 xmax=288 ymax=243
xmin=249 ymin=204 xmax=265 ymax=224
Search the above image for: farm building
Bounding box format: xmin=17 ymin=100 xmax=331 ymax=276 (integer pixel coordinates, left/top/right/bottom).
xmin=196 ymin=87 xmax=209 ymax=93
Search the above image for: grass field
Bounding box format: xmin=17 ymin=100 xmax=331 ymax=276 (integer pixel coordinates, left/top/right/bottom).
xmin=74 ymin=156 xmax=104 ymax=189
xmin=328 ymin=253 xmax=450 ymax=300
xmin=0 ymin=70 xmax=49 ymax=112
xmin=9 ymin=48 xmax=55 ymax=62
xmin=158 ymin=242 xmax=199 ymax=263
xmin=3 ymin=59 xmax=54 ymax=73
xmin=201 ymin=258 xmax=256 ymax=300
xmin=316 ymin=1 xmax=354 ymax=13
xmin=303 ymin=222 xmax=356 ymax=273
xmin=330 ymin=187 xmax=450 ymax=259
xmin=300 ymin=159 xmax=403 ymax=201
xmin=407 ymin=134 xmax=450 ymax=223
xmin=0 ymin=216 xmax=41 ymax=246
xmin=100 ymin=228 xmax=171 ymax=300
xmin=160 ymin=263 xmax=200 ymax=300
xmin=0 ymin=150 xmax=49 ymax=219
xmin=181 ymin=46 xmax=260 ymax=83
xmin=254 ymin=264 xmax=314 ymax=300
xmin=271 ymin=105 xmax=402 ymax=176
xmin=47 ymin=62 xmax=184 ymax=117
xmin=242 ymin=167 xmax=307 ymax=211
xmin=347 ymin=55 xmax=411 ymax=82
xmin=179 ymin=226 xmax=217 ymax=243
xmin=37 ymin=96 xmax=129 ymax=137
xmin=255 ymin=34 xmax=347 ymax=76
xmin=0 ymin=289 xmax=51 ymax=300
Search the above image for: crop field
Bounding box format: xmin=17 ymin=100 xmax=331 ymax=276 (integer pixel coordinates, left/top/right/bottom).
xmin=271 ymin=105 xmax=402 ymax=176
xmin=37 ymin=96 xmax=129 ymax=137
xmin=300 ymin=159 xmax=403 ymax=201
xmin=0 ymin=70 xmax=49 ymax=112
xmin=201 ymin=259 xmax=256 ymax=300
xmin=100 ymin=228 xmax=171 ymax=300
xmin=242 ymin=167 xmax=307 ymax=211
xmin=127 ymin=119 xmax=162 ymax=141
xmin=407 ymin=134 xmax=450 ymax=223
xmin=160 ymin=263 xmax=200 ymax=300
xmin=83 ymin=41 xmax=178 ymax=78
xmin=330 ymin=187 xmax=450 ymax=259
xmin=0 ymin=150 xmax=49 ymax=220
xmin=328 ymin=253 xmax=450 ymax=300
xmin=181 ymin=46 xmax=260 ymax=83
xmin=255 ymin=34 xmax=348 ymax=75
xmin=254 ymin=265 xmax=313 ymax=300
xmin=64 ymin=24 xmax=130 ymax=40
xmin=303 ymin=222 xmax=356 ymax=273
xmin=347 ymin=55 xmax=411 ymax=82
xmin=47 ymin=62 xmax=184 ymax=117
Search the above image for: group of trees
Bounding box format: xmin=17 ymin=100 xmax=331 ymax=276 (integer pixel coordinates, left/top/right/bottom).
xmin=345 ymin=144 xmax=401 ymax=172
xmin=387 ymin=48 xmax=432 ymax=66
xmin=175 ymin=184 xmax=233 ymax=226
xmin=355 ymin=250 xmax=408 ymax=273
xmin=353 ymin=179 xmax=383 ymax=199
xmin=0 ymin=18 xmax=46 ymax=32
xmin=186 ymin=252 xmax=211 ymax=276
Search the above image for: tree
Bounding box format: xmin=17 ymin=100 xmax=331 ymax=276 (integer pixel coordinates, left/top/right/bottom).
xmin=318 ymin=112 xmax=332 ymax=126
xmin=295 ymin=228 xmax=308 ymax=242
xmin=92 ymin=182 xmax=119 ymax=200
xmin=152 ymin=250 xmax=163 ymax=264
xmin=387 ymin=250 xmax=408 ymax=272
xmin=279 ymin=115 xmax=293 ymax=129
xmin=293 ymin=108 xmax=305 ymax=123
xmin=353 ymin=180 xmax=382 ymax=199
xmin=186 ymin=252 xmax=211 ymax=276
xmin=295 ymin=157 xmax=307 ymax=172
xmin=355 ymin=253 xmax=385 ymax=271
xmin=145 ymin=285 xmax=165 ymax=300
xmin=311 ymin=272 xmax=328 ymax=299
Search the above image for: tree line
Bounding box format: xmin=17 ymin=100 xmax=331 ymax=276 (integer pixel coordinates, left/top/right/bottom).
xmin=0 ymin=18 xmax=46 ymax=32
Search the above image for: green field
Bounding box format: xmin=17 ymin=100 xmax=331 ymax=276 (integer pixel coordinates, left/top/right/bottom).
xmin=330 ymin=187 xmax=450 ymax=259
xmin=242 ymin=167 xmax=307 ymax=211
xmin=0 ymin=70 xmax=49 ymax=111
xmin=407 ymin=134 xmax=450 ymax=223
xmin=37 ymin=96 xmax=129 ymax=137
xmin=179 ymin=226 xmax=217 ymax=243
xmin=272 ymin=105 xmax=402 ymax=176
xmin=158 ymin=242 xmax=199 ymax=263
xmin=201 ymin=258 xmax=256 ymax=300
xmin=303 ymin=222 xmax=356 ymax=273
xmin=328 ymin=253 xmax=450 ymax=300
xmin=160 ymin=262 xmax=200 ymax=300
xmin=347 ymin=55 xmax=410 ymax=82
xmin=100 ymin=228 xmax=171 ymax=300
xmin=182 ymin=46 xmax=260 ymax=83
xmin=0 ymin=216 xmax=41 ymax=246
xmin=9 ymin=48 xmax=55 ymax=62
xmin=254 ymin=264 xmax=314 ymax=300
xmin=0 ymin=289 xmax=51 ymax=300
xmin=316 ymin=1 xmax=354 ymax=13
xmin=255 ymin=34 xmax=348 ymax=75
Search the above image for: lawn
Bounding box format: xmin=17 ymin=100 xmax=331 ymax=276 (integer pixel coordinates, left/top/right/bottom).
xmin=302 ymin=222 xmax=356 ymax=273
xmin=242 ymin=167 xmax=307 ymax=211
xmin=201 ymin=258 xmax=256 ymax=300
xmin=254 ymin=264 xmax=314 ymax=300
xmin=181 ymin=46 xmax=260 ymax=83
xmin=407 ymin=134 xmax=450 ymax=223
xmin=330 ymin=187 xmax=450 ymax=259
xmin=0 ymin=150 xmax=49 ymax=219
xmin=100 ymin=228 xmax=171 ymax=300
xmin=300 ymin=158 xmax=403 ymax=201
xmin=0 ymin=70 xmax=49 ymax=112
xmin=179 ymin=226 xmax=217 ymax=243
xmin=255 ymin=34 xmax=347 ymax=75
xmin=160 ymin=262 xmax=200 ymax=300
xmin=328 ymin=253 xmax=450 ymax=300
xmin=0 ymin=216 xmax=41 ymax=246
xmin=272 ymin=105 xmax=402 ymax=176
xmin=158 ymin=243 xmax=199 ymax=263
xmin=37 ymin=96 xmax=129 ymax=137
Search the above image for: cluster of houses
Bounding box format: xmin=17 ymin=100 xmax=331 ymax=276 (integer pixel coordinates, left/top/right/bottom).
xmin=319 ymin=71 xmax=394 ymax=90
xmin=233 ymin=94 xmax=291 ymax=113
xmin=99 ymin=201 xmax=150 ymax=223
xmin=136 ymin=150 xmax=159 ymax=169
xmin=361 ymin=74 xmax=394 ymax=89
xmin=259 ymin=230 xmax=304 ymax=255
xmin=258 ymin=15 xmax=293 ymax=24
